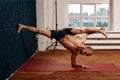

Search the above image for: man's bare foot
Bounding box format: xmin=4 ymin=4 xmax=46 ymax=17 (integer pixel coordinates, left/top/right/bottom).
xmin=100 ymin=28 xmax=108 ymax=39
xmin=17 ymin=24 xmax=25 ymax=33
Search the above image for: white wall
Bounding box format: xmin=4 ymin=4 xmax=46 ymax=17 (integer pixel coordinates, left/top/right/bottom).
xmin=113 ymin=0 xmax=120 ymax=31
xmin=36 ymin=0 xmax=120 ymax=51
xmin=36 ymin=0 xmax=67 ymax=51
xmin=36 ymin=0 xmax=47 ymax=51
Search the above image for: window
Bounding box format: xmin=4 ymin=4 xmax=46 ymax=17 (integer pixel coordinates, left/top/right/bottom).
xmin=68 ymin=3 xmax=110 ymax=30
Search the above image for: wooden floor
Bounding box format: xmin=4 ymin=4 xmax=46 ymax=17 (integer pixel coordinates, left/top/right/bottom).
xmin=9 ymin=50 xmax=120 ymax=80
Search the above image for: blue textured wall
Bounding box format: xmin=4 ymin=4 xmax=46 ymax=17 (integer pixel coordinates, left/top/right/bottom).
xmin=0 ymin=0 xmax=37 ymax=79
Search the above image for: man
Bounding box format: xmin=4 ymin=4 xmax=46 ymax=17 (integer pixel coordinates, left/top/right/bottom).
xmin=17 ymin=24 xmax=108 ymax=69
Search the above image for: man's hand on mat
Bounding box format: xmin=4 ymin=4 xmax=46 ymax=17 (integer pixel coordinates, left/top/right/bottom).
xmin=80 ymin=65 xmax=90 ymax=69
xmin=72 ymin=64 xmax=90 ymax=69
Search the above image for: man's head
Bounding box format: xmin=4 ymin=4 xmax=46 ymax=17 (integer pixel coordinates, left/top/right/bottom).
xmin=80 ymin=46 xmax=93 ymax=56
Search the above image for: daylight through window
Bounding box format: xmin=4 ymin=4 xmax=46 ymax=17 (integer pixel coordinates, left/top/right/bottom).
xmin=68 ymin=3 xmax=110 ymax=30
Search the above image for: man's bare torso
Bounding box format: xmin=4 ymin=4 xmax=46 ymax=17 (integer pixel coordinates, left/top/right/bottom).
xmin=59 ymin=35 xmax=84 ymax=52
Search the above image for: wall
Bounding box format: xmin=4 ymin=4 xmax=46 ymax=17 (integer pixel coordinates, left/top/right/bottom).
xmin=113 ymin=0 xmax=120 ymax=31
xmin=36 ymin=0 xmax=67 ymax=51
xmin=36 ymin=0 xmax=47 ymax=50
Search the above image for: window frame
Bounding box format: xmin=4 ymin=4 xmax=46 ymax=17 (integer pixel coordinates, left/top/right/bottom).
xmin=67 ymin=1 xmax=111 ymax=30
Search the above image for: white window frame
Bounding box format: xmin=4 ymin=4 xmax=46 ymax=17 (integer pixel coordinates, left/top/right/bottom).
xmin=67 ymin=0 xmax=111 ymax=31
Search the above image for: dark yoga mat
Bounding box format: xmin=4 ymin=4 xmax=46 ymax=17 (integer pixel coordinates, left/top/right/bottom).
xmin=18 ymin=62 xmax=120 ymax=72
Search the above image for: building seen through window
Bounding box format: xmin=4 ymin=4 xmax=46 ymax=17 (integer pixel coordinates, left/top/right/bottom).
xmin=68 ymin=4 xmax=109 ymax=30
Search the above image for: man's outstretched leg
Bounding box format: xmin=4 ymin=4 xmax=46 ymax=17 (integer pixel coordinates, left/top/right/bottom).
xmin=85 ymin=28 xmax=108 ymax=39
xmin=71 ymin=28 xmax=108 ymax=38
xmin=17 ymin=24 xmax=38 ymax=33
xmin=17 ymin=24 xmax=51 ymax=38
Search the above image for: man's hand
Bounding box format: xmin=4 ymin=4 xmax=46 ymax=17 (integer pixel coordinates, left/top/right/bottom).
xmin=72 ymin=64 xmax=90 ymax=69
xmin=71 ymin=51 xmax=90 ymax=69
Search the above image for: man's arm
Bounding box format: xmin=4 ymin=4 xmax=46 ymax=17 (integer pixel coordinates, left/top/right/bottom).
xmin=71 ymin=51 xmax=90 ymax=69
xmin=71 ymin=52 xmax=77 ymax=67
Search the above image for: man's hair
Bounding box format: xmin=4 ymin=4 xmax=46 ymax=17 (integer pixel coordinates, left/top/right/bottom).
xmin=80 ymin=46 xmax=93 ymax=56
xmin=86 ymin=46 xmax=93 ymax=50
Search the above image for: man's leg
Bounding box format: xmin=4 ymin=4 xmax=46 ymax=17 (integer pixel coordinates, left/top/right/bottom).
xmin=71 ymin=28 xmax=108 ymax=38
xmin=84 ymin=28 xmax=108 ymax=38
xmin=17 ymin=24 xmax=51 ymax=38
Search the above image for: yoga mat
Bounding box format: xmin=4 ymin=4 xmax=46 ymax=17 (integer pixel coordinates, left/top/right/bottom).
xmin=18 ymin=62 xmax=120 ymax=72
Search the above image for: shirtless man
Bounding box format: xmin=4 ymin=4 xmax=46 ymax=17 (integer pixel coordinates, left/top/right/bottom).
xmin=17 ymin=24 xmax=108 ymax=69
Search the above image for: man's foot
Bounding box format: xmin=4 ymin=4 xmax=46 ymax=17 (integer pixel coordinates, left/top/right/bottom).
xmin=100 ymin=28 xmax=108 ymax=39
xmin=17 ymin=24 xmax=25 ymax=33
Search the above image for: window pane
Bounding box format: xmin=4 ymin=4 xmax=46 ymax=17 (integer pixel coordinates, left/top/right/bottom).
xmin=68 ymin=18 xmax=80 ymax=27
xmin=96 ymin=18 xmax=109 ymax=27
xmin=96 ymin=4 xmax=109 ymax=16
xmin=82 ymin=18 xmax=94 ymax=27
xmin=68 ymin=4 xmax=80 ymax=16
xmin=82 ymin=4 xmax=94 ymax=16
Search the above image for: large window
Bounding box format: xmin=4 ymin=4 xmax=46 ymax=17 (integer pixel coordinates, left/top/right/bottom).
xmin=68 ymin=3 xmax=110 ymax=30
